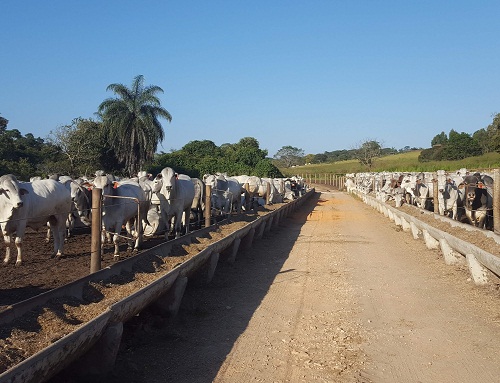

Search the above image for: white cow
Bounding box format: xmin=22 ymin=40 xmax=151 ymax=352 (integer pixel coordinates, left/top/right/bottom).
xmin=93 ymin=175 xmax=150 ymax=259
xmin=263 ymin=178 xmax=284 ymax=203
xmin=190 ymin=177 xmax=206 ymax=228
xmin=204 ymin=174 xmax=244 ymax=215
xmin=232 ymin=175 xmax=272 ymax=210
xmin=436 ymin=170 xmax=462 ymax=219
xmin=345 ymin=174 xmax=356 ymax=193
xmin=0 ymin=174 xmax=72 ymax=266
xmin=70 ymin=177 xmax=93 ymax=226
xmin=45 ymin=175 xmax=80 ymax=241
xmin=153 ymin=167 xmax=195 ymax=239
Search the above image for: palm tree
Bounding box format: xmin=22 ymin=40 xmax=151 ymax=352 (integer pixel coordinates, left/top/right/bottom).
xmin=97 ymin=75 xmax=172 ymax=176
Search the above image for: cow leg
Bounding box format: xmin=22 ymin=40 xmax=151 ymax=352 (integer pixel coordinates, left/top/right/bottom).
xmin=113 ymin=222 xmax=123 ymax=259
xmin=125 ymin=221 xmax=133 ymax=250
xmin=477 ymin=210 xmax=487 ymax=229
xmin=113 ymin=232 xmax=120 ymax=259
xmin=14 ymin=237 xmax=23 ymax=266
xmin=101 ymin=230 xmax=105 ymax=249
xmin=184 ymin=208 xmax=191 ymax=236
xmin=66 ymin=213 xmax=75 ymax=240
xmin=125 ymin=220 xmax=139 ymax=251
xmin=174 ymin=213 xmax=182 ymax=239
xmin=438 ymin=197 xmax=444 ymax=215
xmin=49 ymin=217 xmax=65 ymax=259
xmin=164 ymin=217 xmax=171 ymax=240
xmin=224 ymin=198 xmax=231 ymax=215
xmin=46 ymin=224 xmax=51 ymax=243
xmin=3 ymin=233 xmax=12 ymax=265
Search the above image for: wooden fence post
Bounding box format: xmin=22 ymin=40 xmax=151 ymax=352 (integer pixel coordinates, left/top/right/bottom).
xmin=433 ymin=174 xmax=439 ymax=214
xmin=205 ymin=184 xmax=211 ymax=228
xmin=90 ymin=187 xmax=102 ymax=274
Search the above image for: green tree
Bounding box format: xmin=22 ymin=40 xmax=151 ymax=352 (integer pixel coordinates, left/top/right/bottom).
xmin=0 ymin=123 xmax=61 ymax=179
xmin=485 ymin=112 xmax=500 ymax=153
xmin=312 ymin=153 xmax=327 ymax=163
xmin=303 ymin=153 xmax=315 ymax=164
xmin=181 ymin=140 xmax=220 ymax=158
xmin=273 ymin=146 xmax=305 ymax=168
xmin=253 ymin=159 xmax=284 ymax=178
xmin=353 ymin=140 xmax=381 ymax=169
xmin=0 ymin=114 xmax=8 ymax=131
xmin=442 ymin=130 xmax=481 ymax=160
xmin=97 ymin=75 xmax=172 ymax=176
xmin=431 ymin=131 xmax=448 ymax=146
xmin=472 ymin=128 xmax=490 ymax=154
xmin=48 ymin=117 xmax=117 ymax=177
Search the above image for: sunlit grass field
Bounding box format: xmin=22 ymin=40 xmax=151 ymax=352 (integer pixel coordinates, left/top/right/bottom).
xmin=281 ymin=151 xmax=500 ymax=175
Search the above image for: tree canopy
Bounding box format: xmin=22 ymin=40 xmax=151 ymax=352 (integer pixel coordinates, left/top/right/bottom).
xmin=151 ymin=138 xmax=282 ymax=178
xmin=273 ymin=146 xmax=305 ymax=168
xmin=97 ymin=75 xmax=172 ymax=176
xmin=353 ymin=140 xmax=381 ymax=169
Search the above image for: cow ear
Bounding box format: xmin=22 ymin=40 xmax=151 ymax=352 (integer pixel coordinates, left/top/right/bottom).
xmin=175 ymin=173 xmax=178 ymax=179
xmin=113 ymin=181 xmax=119 ymax=189
xmin=155 ymin=174 xmax=162 ymax=180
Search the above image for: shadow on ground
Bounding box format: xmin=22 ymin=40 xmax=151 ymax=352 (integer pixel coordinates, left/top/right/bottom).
xmin=49 ymin=192 xmax=320 ymax=383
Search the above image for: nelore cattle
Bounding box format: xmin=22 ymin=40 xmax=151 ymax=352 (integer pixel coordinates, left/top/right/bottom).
xmin=436 ymin=170 xmax=463 ymax=220
xmin=153 ymin=167 xmax=195 ymax=239
xmin=0 ymin=174 xmax=72 ymax=266
xmin=347 ymin=169 xmax=496 ymax=231
xmin=70 ymin=177 xmax=93 ymax=226
xmin=232 ymin=175 xmax=272 ymax=210
xmin=1 ymin=169 xmax=310 ymax=267
xmin=93 ymin=175 xmax=150 ymax=259
xmin=190 ymin=177 xmax=206 ymax=229
xmin=462 ymin=173 xmax=493 ymax=229
xmin=204 ymin=173 xmax=245 ymax=215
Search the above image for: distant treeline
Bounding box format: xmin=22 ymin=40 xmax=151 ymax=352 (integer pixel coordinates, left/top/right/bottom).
xmin=0 ymin=115 xmax=283 ymax=180
xmin=307 ymin=147 xmax=414 ymax=164
xmin=305 ymin=112 xmax=500 ymax=165
xmin=1 ymin=111 xmax=498 ymax=179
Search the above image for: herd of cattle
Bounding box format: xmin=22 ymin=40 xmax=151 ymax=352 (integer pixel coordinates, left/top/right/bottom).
xmin=345 ymin=168 xmax=496 ymax=231
xmin=0 ymin=169 xmax=307 ymax=266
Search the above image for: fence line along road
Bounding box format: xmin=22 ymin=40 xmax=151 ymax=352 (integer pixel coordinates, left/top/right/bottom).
xmin=289 ymin=173 xmax=346 ymax=190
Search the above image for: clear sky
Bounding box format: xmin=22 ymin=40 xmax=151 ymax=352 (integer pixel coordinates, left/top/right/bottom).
xmin=2 ymin=1 xmax=499 ymax=157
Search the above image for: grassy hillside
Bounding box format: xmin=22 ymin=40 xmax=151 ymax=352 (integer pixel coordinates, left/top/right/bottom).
xmin=281 ymin=151 xmax=500 ymax=175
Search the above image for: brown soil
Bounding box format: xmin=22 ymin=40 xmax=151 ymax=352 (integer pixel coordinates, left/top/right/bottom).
xmin=0 ymin=205 xmax=280 ymax=375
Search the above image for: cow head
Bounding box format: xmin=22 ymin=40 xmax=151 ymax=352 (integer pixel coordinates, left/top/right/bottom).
xmin=0 ymin=174 xmax=27 ymax=211
xmin=69 ymin=180 xmax=92 ymax=224
xmin=91 ymin=175 xmax=117 ymax=207
xmin=462 ymin=175 xmax=481 ymax=209
xmin=160 ymin=167 xmax=176 ymax=192
xmin=203 ymin=174 xmax=217 ymax=190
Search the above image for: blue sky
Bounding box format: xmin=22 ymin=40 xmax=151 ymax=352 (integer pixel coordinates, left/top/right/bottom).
xmin=2 ymin=1 xmax=499 ymax=157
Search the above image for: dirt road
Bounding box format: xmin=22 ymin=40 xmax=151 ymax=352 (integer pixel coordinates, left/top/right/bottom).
xmin=61 ymin=188 xmax=500 ymax=383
